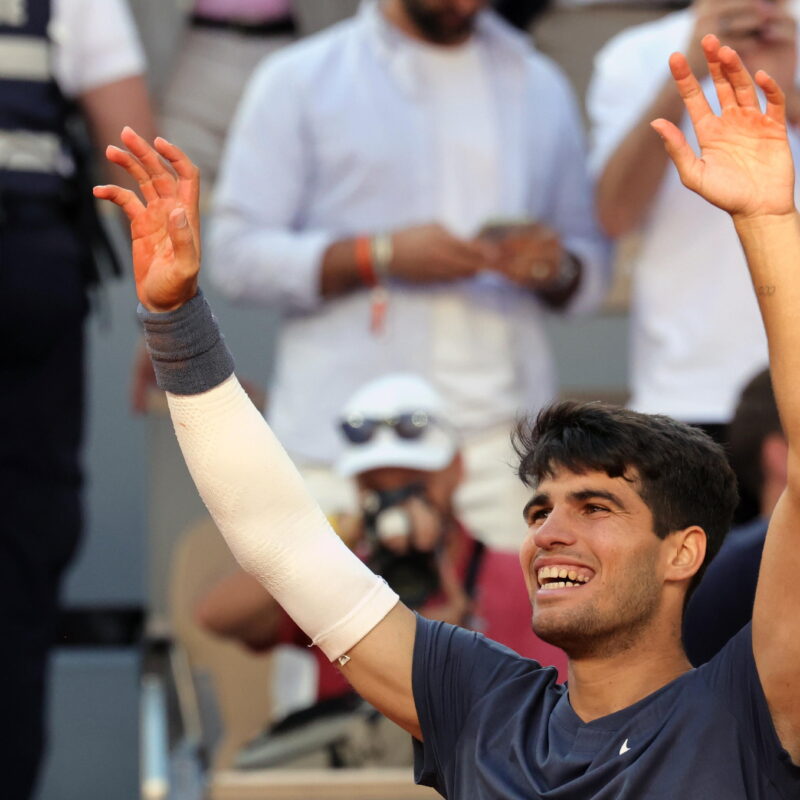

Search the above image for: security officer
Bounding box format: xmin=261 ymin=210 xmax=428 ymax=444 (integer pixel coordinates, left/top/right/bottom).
xmin=0 ymin=1 xmax=154 ymax=795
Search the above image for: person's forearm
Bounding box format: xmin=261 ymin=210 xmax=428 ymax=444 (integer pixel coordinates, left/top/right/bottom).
xmin=81 ymin=75 xmax=157 ymax=194
xmin=194 ymin=571 xmax=282 ymax=650
xmin=139 ymin=294 xmax=399 ymax=661
xmin=596 ymin=78 xmax=688 ymax=237
xmin=208 ymin=216 xmax=332 ymax=311
xmin=734 ymin=211 xmax=800 ymax=450
xmin=320 ymin=237 xmax=367 ymax=298
xmin=738 ymin=212 xmax=800 ymax=757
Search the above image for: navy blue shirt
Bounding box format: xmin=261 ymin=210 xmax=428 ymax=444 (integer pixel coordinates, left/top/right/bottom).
xmin=683 ymin=518 xmax=767 ymax=665
xmin=412 ymin=617 xmax=800 ymax=798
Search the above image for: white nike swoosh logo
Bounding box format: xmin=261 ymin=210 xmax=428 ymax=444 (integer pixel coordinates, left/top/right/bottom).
xmin=619 ymin=738 xmax=631 ymax=755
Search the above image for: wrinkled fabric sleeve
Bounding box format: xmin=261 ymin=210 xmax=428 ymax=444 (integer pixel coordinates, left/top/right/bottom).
xmin=412 ymin=616 xmax=537 ymax=792
xmin=699 ymin=624 xmax=800 ymax=787
xmin=529 ymin=55 xmax=611 ymax=316
xmin=208 ymin=50 xmax=333 ymax=313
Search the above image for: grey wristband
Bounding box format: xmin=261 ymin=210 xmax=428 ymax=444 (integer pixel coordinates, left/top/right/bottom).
xmin=137 ymin=291 xmax=235 ymax=396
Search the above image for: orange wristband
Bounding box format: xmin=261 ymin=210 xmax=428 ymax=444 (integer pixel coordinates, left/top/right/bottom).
xmin=355 ymin=236 xmax=376 ymax=287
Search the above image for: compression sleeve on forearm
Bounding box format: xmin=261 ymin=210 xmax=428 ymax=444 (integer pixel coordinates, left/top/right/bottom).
xmin=138 ymin=293 xmax=399 ymax=660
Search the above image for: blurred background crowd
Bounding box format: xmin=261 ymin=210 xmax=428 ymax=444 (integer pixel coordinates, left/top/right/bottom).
xmin=1 ymin=0 xmax=795 ymax=797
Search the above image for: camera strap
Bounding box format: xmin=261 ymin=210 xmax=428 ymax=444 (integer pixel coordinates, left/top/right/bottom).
xmin=463 ymin=538 xmax=486 ymax=600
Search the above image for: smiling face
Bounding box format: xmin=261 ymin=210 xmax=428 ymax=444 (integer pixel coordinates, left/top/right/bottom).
xmin=520 ymin=467 xmax=675 ymax=659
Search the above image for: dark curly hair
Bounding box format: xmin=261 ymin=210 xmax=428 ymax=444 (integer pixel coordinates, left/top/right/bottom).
xmin=513 ymin=401 xmax=739 ymax=597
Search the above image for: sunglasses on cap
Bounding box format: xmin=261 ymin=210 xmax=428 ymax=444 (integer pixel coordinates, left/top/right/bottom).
xmin=340 ymin=411 xmax=434 ymax=445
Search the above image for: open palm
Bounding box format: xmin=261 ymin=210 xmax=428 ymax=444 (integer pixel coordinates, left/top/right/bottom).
xmin=653 ymin=36 xmax=795 ymax=220
xmin=93 ymin=128 xmax=201 ymax=312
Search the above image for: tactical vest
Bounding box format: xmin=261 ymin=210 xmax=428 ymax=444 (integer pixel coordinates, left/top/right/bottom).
xmin=0 ymin=0 xmax=121 ymax=282
xmin=0 ymin=0 xmax=74 ymax=199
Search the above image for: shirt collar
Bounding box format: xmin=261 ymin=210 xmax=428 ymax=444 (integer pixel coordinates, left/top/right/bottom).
xmin=356 ymin=0 xmax=531 ymax=96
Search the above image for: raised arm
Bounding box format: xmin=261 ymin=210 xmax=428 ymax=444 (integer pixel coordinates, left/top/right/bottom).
xmin=595 ymin=0 xmax=797 ymax=237
xmin=94 ymin=130 xmax=421 ymax=737
xmin=653 ymin=35 xmax=800 ymax=762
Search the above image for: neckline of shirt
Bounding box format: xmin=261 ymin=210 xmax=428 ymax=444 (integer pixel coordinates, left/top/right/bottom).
xmin=551 ymin=667 xmax=695 ymax=736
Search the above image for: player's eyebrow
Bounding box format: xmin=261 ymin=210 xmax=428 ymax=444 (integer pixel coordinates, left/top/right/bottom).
xmin=569 ymin=488 xmax=627 ymax=510
xmin=522 ymin=488 xmax=628 ymax=522
xmin=523 ymin=492 xmax=549 ymax=522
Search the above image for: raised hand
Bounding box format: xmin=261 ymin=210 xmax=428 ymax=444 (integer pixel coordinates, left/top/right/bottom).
xmin=652 ymin=34 xmax=795 ymax=220
xmin=93 ymin=127 xmax=201 ymax=312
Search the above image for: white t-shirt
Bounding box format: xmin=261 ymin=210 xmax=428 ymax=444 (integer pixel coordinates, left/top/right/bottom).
xmin=408 ymin=39 xmax=518 ymax=430
xmin=588 ymin=9 xmax=800 ymax=423
xmin=51 ymin=0 xmax=146 ymax=97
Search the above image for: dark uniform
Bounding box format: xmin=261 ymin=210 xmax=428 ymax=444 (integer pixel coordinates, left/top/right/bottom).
xmin=0 ymin=2 xmax=105 ymax=794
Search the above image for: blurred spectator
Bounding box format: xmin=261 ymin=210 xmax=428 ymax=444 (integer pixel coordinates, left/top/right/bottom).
xmin=588 ymin=0 xmax=800 ymax=447
xmin=493 ymin=0 xmax=551 ymax=30
xmin=196 ymin=373 xmax=567 ymax=767
xmin=160 ymin=1 xmax=299 ymax=191
xmin=209 ymin=0 xmax=609 ymax=552
xmin=0 ymin=1 xmax=155 ymax=796
xmin=131 ymin=1 xmax=365 ymax=413
xmin=682 ymin=368 xmax=783 ymax=665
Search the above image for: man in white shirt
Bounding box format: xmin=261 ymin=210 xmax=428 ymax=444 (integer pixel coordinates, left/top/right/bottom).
xmin=0 ymin=2 xmax=154 ymax=796
xmin=209 ymin=0 xmax=609 ymax=550
xmin=588 ymin=0 xmax=800 ymax=439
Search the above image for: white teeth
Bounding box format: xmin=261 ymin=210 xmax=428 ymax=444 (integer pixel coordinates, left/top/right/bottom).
xmin=541 ymin=580 xmax=579 ymax=590
xmin=537 ymin=566 xmax=593 ymax=587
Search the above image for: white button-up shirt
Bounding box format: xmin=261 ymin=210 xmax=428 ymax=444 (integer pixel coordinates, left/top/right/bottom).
xmin=210 ymin=1 xmax=609 ymax=464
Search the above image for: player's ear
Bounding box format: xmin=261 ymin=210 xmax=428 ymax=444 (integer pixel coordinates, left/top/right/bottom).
xmin=665 ymin=526 xmax=706 ymax=585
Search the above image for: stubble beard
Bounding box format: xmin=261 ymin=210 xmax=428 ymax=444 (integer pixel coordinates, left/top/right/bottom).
xmin=399 ymin=0 xmax=477 ymax=45
xmin=531 ymin=554 xmax=662 ymax=660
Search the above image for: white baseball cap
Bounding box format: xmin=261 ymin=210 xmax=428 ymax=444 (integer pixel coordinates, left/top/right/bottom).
xmin=336 ymin=374 xmax=458 ymax=477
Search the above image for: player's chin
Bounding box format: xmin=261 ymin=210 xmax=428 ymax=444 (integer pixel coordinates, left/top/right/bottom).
xmin=531 ymin=591 xmax=595 ymax=639
xmin=531 ymin=611 xmax=580 ymax=651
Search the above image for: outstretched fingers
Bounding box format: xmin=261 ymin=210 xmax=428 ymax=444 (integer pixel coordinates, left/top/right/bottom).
xmin=93 ymin=183 xmax=144 ymax=221
xmin=105 ymin=145 xmax=159 ymax=202
xmin=717 ymin=43 xmax=759 ymax=110
xmin=154 ymin=137 xmax=198 ymax=183
xmin=668 ymin=50 xmax=714 ymax=129
xmin=756 ymin=69 xmax=787 ymax=127
xmin=703 ymin=36 xmax=740 ymax=110
xmin=153 ymin=136 xmax=202 ymax=253
xmin=651 ymin=118 xmax=701 ymax=187
xmin=120 ymin=126 xmax=178 ymax=199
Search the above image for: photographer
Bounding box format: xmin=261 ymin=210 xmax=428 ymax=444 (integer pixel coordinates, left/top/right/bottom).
xmin=194 ymin=373 xmax=566 ymax=766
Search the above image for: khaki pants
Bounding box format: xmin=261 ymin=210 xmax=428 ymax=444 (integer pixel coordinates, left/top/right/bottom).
xmin=160 ymin=26 xmax=294 ymax=191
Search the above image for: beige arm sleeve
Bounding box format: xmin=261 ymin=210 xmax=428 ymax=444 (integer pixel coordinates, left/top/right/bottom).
xmin=167 ymin=375 xmax=399 ymax=660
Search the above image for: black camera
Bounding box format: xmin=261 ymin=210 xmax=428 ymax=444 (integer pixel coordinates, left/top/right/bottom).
xmin=361 ymin=483 xmax=442 ymax=609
